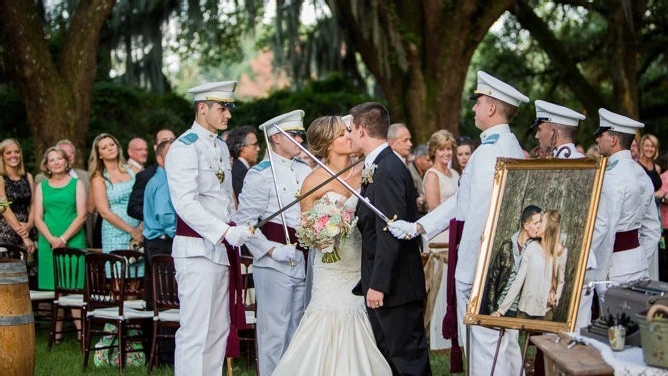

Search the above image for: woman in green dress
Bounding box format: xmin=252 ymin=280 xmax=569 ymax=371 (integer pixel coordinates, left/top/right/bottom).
xmin=34 ymin=146 xmax=87 ymax=342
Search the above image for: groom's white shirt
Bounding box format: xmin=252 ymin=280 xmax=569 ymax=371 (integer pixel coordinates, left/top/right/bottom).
xmin=364 ymin=142 xmax=388 ymax=168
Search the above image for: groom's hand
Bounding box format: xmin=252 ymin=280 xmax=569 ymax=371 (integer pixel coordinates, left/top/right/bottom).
xmin=366 ymin=288 xmax=384 ymax=309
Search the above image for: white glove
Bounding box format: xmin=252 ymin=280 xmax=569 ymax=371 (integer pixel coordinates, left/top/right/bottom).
xmin=224 ymin=225 xmax=253 ymax=247
xmin=388 ymin=220 xmax=418 ymax=239
xmin=271 ymin=245 xmax=298 ymax=263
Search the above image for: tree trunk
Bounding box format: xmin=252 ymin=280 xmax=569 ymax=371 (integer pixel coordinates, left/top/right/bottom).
xmin=0 ymin=0 xmax=116 ymax=167
xmin=329 ymin=0 xmax=516 ymax=141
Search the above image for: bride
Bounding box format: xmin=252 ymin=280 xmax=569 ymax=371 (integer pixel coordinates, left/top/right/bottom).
xmin=272 ymin=116 xmax=392 ymax=375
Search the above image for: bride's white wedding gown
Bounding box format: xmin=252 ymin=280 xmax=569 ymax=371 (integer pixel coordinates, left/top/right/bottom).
xmin=272 ymin=192 xmax=392 ymax=376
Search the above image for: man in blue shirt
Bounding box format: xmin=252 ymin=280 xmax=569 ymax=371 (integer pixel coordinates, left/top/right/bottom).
xmin=143 ymin=139 xmax=176 ymax=310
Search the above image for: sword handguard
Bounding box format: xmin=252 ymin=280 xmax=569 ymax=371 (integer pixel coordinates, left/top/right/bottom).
xmin=382 ymin=214 xmax=398 ymax=232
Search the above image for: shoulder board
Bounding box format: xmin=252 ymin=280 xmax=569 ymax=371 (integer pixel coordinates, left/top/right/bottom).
xmin=481 ymin=134 xmax=500 ymax=145
xmin=216 ymin=135 xmax=225 ymax=142
xmin=179 ymin=133 xmax=198 ymax=145
xmin=294 ymin=158 xmax=308 ymax=165
xmin=606 ymin=159 xmax=618 ymax=171
xmin=252 ymin=160 xmax=271 ymax=171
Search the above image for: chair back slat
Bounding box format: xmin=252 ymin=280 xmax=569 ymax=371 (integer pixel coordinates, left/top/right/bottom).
xmin=52 ymin=248 xmax=87 ymax=297
xmin=84 ymin=253 xmax=126 ymax=313
xmin=110 ymin=250 xmax=145 ymax=301
xmin=151 ymin=255 xmax=179 ymax=314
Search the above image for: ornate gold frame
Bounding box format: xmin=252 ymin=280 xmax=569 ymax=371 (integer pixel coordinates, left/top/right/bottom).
xmin=465 ymin=156 xmax=607 ymax=333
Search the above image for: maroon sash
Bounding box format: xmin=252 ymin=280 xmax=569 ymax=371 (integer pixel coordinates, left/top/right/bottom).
xmin=260 ymin=221 xmax=308 ymax=270
xmin=443 ymin=218 xmax=465 ymax=373
xmin=174 ymin=216 xmax=245 ymax=357
xmin=613 ymin=229 xmax=640 ymax=253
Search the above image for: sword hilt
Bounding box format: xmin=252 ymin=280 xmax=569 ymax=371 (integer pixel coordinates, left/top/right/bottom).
xmin=382 ymin=214 xmax=398 ymax=232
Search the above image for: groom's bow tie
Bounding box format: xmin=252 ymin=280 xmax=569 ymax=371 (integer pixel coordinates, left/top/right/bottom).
xmin=361 ymin=164 xmax=377 ymax=185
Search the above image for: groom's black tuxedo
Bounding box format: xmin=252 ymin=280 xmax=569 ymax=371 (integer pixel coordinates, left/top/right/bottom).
xmin=354 ymin=146 xmax=430 ymax=375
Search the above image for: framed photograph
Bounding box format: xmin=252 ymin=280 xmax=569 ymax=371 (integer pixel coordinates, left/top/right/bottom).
xmin=465 ymin=157 xmax=606 ymax=333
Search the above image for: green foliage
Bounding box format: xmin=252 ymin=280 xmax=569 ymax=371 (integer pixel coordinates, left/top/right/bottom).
xmin=231 ymin=73 xmax=375 ymax=130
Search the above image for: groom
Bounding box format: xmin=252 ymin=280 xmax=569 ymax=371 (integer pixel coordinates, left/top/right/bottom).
xmin=350 ymin=102 xmax=431 ymax=375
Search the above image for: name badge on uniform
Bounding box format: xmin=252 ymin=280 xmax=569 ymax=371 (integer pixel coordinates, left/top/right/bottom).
xmin=215 ymin=168 xmax=225 ymax=184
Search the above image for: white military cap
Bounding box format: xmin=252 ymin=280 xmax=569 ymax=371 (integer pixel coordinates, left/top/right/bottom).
xmin=532 ymin=100 xmax=585 ymax=128
xmin=188 ymin=80 xmax=238 ymax=108
xmin=470 ymin=71 xmax=529 ymax=107
xmin=594 ymin=108 xmax=644 ymax=136
xmin=259 ymin=110 xmax=306 ymax=137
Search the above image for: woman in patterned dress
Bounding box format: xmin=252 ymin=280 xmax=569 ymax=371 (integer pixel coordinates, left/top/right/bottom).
xmin=0 ymin=138 xmax=35 ymax=253
xmin=88 ymin=134 xmax=142 ymax=256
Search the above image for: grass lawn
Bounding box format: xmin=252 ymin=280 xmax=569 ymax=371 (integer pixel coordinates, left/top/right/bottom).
xmin=34 ymin=324 xmax=455 ymax=375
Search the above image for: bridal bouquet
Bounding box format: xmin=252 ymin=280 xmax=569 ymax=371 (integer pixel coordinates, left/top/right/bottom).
xmin=296 ymin=195 xmax=358 ymax=263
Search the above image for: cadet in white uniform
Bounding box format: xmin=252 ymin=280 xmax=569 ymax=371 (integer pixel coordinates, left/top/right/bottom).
xmin=165 ymin=81 xmax=253 ymax=376
xmin=532 ymin=100 xmax=586 ymax=159
xmin=586 ymin=109 xmax=661 ymax=319
xmin=388 ymin=71 xmax=528 ymax=376
xmin=233 ymin=110 xmax=311 ymax=376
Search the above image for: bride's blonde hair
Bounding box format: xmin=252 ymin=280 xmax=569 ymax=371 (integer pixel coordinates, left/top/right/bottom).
xmin=306 ymin=116 xmax=346 ymax=162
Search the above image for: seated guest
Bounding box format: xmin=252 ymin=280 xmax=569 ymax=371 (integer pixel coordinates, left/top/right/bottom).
xmin=225 ymin=126 xmax=260 ymax=200
xmin=127 ymin=129 xmax=176 ymax=221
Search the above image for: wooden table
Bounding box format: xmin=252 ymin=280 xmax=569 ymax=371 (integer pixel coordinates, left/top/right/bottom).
xmin=531 ymin=334 xmax=614 ymax=376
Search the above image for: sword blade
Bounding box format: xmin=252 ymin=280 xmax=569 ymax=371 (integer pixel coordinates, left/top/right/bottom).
xmin=272 ymin=125 xmax=391 ymax=224
xmin=253 ymin=159 xmax=363 ymax=229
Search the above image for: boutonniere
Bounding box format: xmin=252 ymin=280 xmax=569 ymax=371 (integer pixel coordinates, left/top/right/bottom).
xmin=361 ymin=164 xmax=377 ymax=185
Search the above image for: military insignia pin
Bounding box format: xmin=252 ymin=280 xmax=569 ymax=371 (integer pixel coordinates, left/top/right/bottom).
xmin=215 ymin=168 xmax=225 ymax=184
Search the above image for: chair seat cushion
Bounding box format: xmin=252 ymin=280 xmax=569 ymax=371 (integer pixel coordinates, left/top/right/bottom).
xmin=124 ymin=299 xmax=146 ymax=310
xmin=87 ymin=307 xmax=153 ymax=320
xmin=155 ymin=308 xmax=180 ymax=322
xmin=55 ymin=294 xmax=85 ymax=307
xmin=30 ymin=290 xmax=55 ymax=300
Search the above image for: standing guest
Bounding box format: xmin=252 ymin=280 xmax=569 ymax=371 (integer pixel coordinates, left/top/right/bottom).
xmin=422 ymin=129 xmax=459 ymax=351
xmin=630 ymin=137 xmax=640 ymax=161
xmin=451 ymin=137 xmax=476 ymax=175
xmin=35 ymin=139 xmax=90 ymax=194
xmin=127 ymin=129 xmax=176 ymax=221
xmin=143 ymin=140 xmax=175 ymax=310
xmin=225 ymin=125 xmax=260 ymax=200
xmin=89 ymin=133 xmax=142 ymax=255
xmin=657 ymin=151 xmax=668 ymax=281
xmin=408 ymin=144 xmax=431 ymax=216
xmin=591 ymin=109 xmax=660 ymax=303
xmin=424 ymin=130 xmax=459 ymax=213
xmin=33 ymin=146 xmax=87 ymax=341
xmin=532 ymin=100 xmax=586 ymax=158
xmin=387 ymin=123 xmax=413 ymax=164
xmin=126 ymin=137 xmax=149 ymax=173
xmin=233 ymin=110 xmax=311 ymax=376
xmin=165 ymin=81 xmax=253 ymax=376
xmin=638 ymin=134 xmax=662 ymax=192
xmin=0 ymin=138 xmax=35 ymax=252
xmin=388 ymin=71 xmax=528 ymax=376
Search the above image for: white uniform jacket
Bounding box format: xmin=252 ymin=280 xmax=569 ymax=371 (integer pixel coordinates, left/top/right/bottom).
xmin=165 ymin=122 xmax=235 ymax=265
xmin=590 ymin=150 xmax=661 ymax=282
xmin=233 ymin=152 xmax=311 ymax=278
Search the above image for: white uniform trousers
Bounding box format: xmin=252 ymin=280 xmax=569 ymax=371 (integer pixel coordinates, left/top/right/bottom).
xmin=174 ymin=256 xmax=230 ymax=376
xmin=456 ymin=280 xmax=522 ymax=376
xmin=254 ymin=266 xmax=306 ymax=376
xmin=596 ymin=249 xmax=649 ymax=300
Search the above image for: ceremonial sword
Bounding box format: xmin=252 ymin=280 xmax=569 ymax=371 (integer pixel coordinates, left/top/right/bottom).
xmin=272 ymin=125 xmax=394 ymax=225
xmin=252 ymin=158 xmax=363 ymax=230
